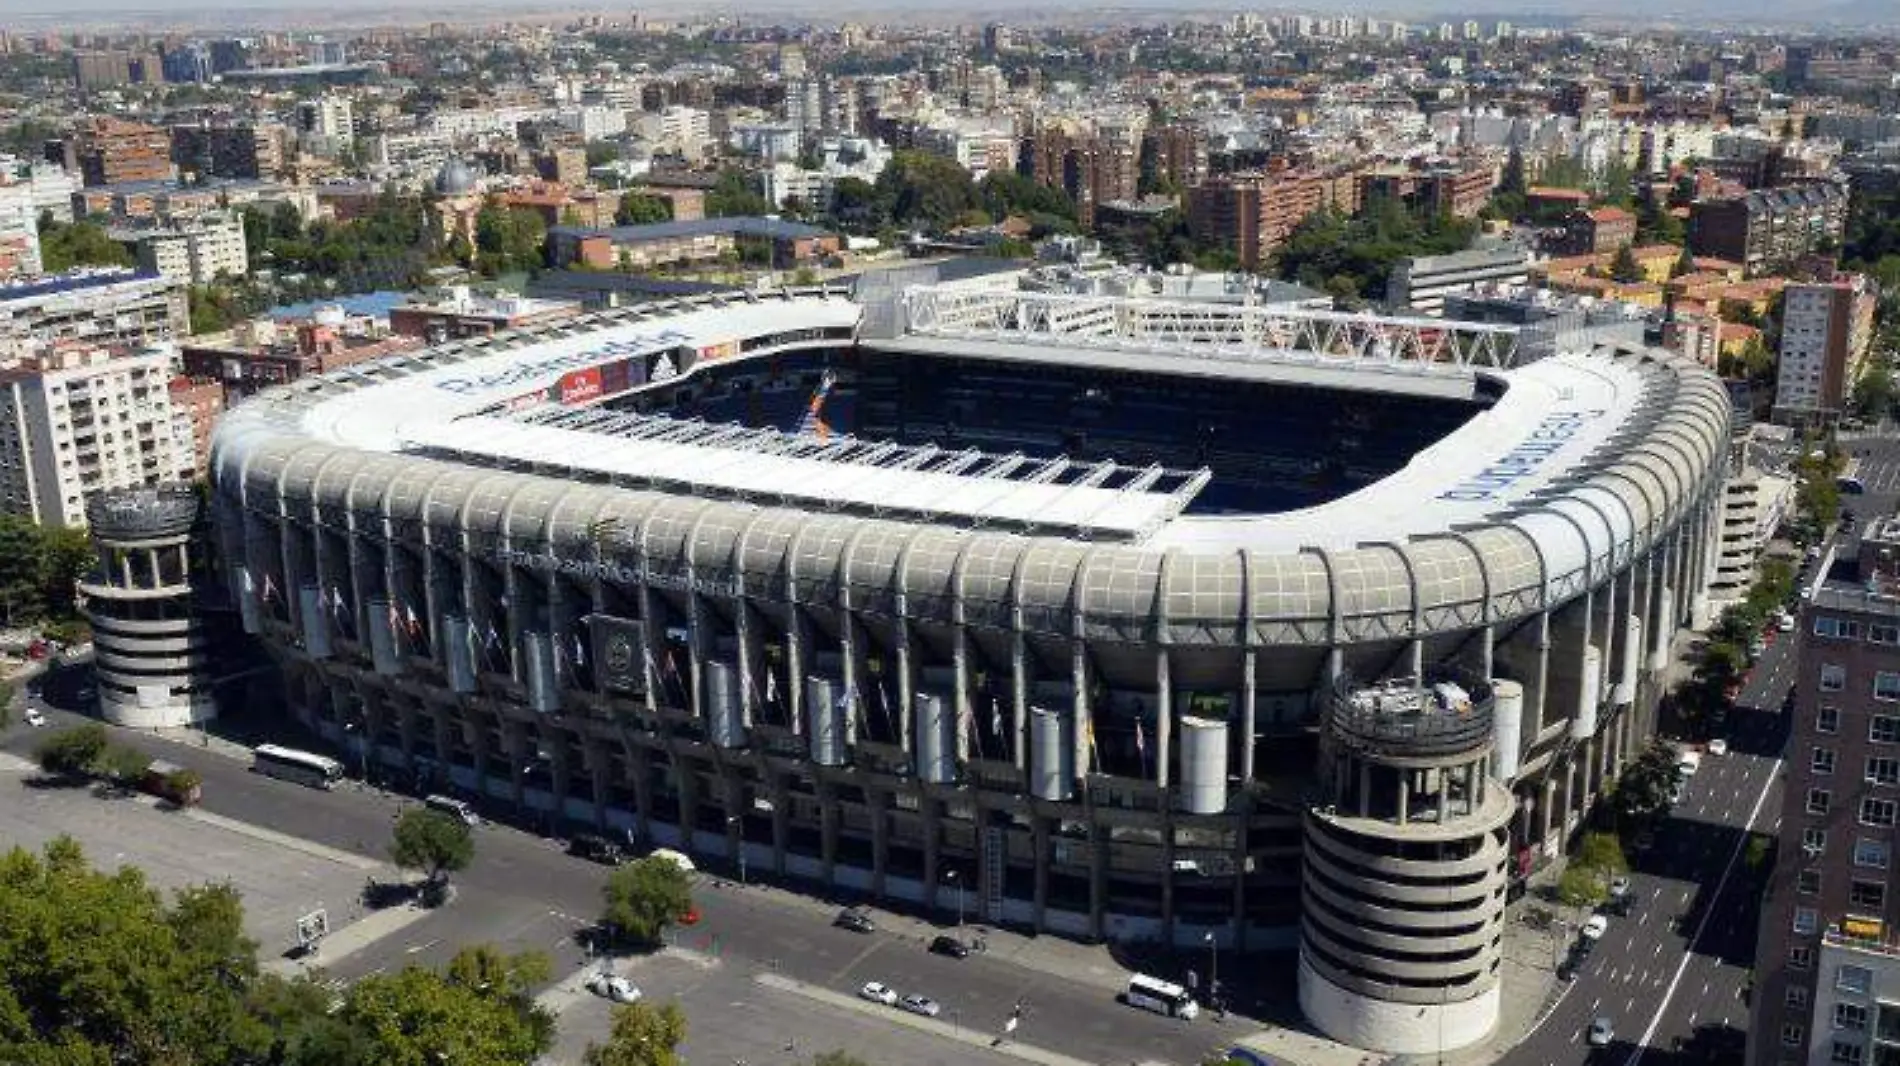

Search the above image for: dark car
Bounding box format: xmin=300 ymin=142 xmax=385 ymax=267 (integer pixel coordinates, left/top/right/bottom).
xmin=835 ymin=908 xmax=876 ymax=934
xmin=929 ymin=935 xmax=971 ymax=959
xmin=568 ymin=834 xmax=626 ymax=865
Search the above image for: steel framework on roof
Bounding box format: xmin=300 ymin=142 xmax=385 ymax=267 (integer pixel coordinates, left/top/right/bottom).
xmin=505 ymin=404 xmax=1214 ymax=540
xmin=898 ymin=284 xmax=1529 ymax=372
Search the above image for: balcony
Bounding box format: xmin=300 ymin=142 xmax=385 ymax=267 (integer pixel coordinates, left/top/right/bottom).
xmin=1326 ymin=671 xmax=1495 ymax=759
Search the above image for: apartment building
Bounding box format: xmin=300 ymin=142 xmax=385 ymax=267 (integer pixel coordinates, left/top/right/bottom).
xmin=0 ymin=270 xmax=187 ymax=362
xmin=167 ymin=375 xmax=224 ymax=477
xmin=1708 ymin=466 xmax=1795 ymax=610
xmin=1754 ymin=519 xmax=1900 ymax=1066
xmin=169 ymin=120 xmax=286 ymax=180
xmin=52 ymin=118 xmax=174 ymax=188
xmin=1554 ymin=206 xmax=1638 ymax=256
xmin=118 ymin=213 xmax=249 ymax=286
xmin=548 ymin=217 xmax=840 ymax=272
xmin=1385 ymin=245 xmax=1534 ymax=314
xmin=0 ymin=345 xmax=185 ymax=528
xmin=180 ymin=317 xmax=422 ymax=404
xmin=1689 ymin=183 xmax=1851 ymax=278
xmin=387 ymin=287 xmax=582 ymax=342
xmin=1774 ymin=274 xmax=1881 ymax=427
xmin=1186 ymin=170 xmax=1359 ymax=271
xmin=0 ymin=179 xmax=42 ymax=278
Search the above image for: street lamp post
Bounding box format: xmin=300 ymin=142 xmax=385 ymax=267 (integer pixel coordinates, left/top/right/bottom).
xmin=946 ymin=869 xmax=964 ymax=928
xmin=1204 ymin=931 xmax=1219 ymax=1008
xmin=727 ymin=815 xmax=746 ymax=885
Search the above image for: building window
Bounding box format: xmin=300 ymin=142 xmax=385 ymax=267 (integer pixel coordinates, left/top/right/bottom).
xmin=1823 ymin=707 xmax=1843 ymax=734
xmin=1837 ymin=1041 xmax=1868 ymax=1065
xmin=1811 ymin=789 xmax=1835 ymax=816
xmin=1880 ymin=674 xmax=1900 ymax=702
xmin=1818 ymin=748 xmax=1840 ymax=775
xmin=1840 ymin=964 xmax=1875 ymax=995
xmin=1800 ymin=869 xmax=1823 ymax=893
xmin=1862 ymin=798 xmax=1898 ymax=828
xmin=1840 ymin=1004 xmax=1872 ymax=1031
xmin=1791 ymin=986 xmax=1812 ymax=1009
xmin=1825 ymin=665 xmax=1848 ymax=692
xmin=1808 ymin=828 xmax=1830 ymax=855
xmin=1870 ymin=758 xmax=1900 ymax=786
xmin=1872 ymin=623 xmax=1899 ymax=645
xmin=1855 ymin=839 xmax=1891 ymax=870
xmin=1796 ymin=907 xmax=1821 ymax=935
xmin=1853 ymin=880 xmax=1889 ymax=911
xmin=1874 ymin=716 xmax=1900 ymax=744
xmin=1792 ymin=945 xmax=1815 ymax=970
xmin=1786 ymin=1024 xmax=1807 ymax=1048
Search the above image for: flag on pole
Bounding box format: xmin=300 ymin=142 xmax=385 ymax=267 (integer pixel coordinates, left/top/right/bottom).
xmin=260 ymin=572 xmax=277 ymax=602
xmin=1135 ymin=717 xmax=1148 ymax=762
xmin=765 ymin=669 xmax=778 ymax=706
xmin=957 ymin=698 xmax=976 ymax=751
xmin=990 ymin=695 xmax=1003 ymax=738
xmin=404 ymin=604 xmax=422 ymax=637
xmin=571 ymin=632 xmax=586 ymax=669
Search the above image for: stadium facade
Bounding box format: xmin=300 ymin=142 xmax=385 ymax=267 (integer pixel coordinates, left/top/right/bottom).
xmin=209 ymin=283 xmax=1729 ymax=1053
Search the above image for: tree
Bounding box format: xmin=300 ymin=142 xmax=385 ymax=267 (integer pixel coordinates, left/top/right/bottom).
xmin=1608 ymin=243 xmax=1644 ymax=284
xmin=1853 ymin=362 xmax=1897 ymax=421
xmin=705 ymin=170 xmax=770 ymax=218
xmin=616 ymin=193 xmax=673 ymax=226
xmin=38 ymin=218 xmax=133 ymax=273
xmin=35 ymin=723 xmax=107 ymax=777
xmin=389 ymin=807 xmax=475 ymax=887
xmin=96 ymin=743 xmax=153 ymax=788
xmin=1612 ymin=742 xmax=1682 ymax=826
xmin=335 ymin=961 xmax=554 ymax=1066
xmin=875 ymin=151 xmax=979 ymax=233
xmin=601 ymin=856 xmax=693 ymax=947
xmin=1670 ymin=243 xmax=1696 ymax=278
xmin=582 ymin=1001 xmax=688 ymax=1066
xmin=446 ymin=946 xmax=556 ymax=1055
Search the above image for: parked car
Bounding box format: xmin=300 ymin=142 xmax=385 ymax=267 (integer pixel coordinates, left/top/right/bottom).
xmin=929 ymin=935 xmax=970 ymax=959
xmin=568 ymin=834 xmax=626 ymax=865
xmin=585 ymin=973 xmax=641 ymax=1004
xmin=835 ymin=908 xmax=876 ymax=934
xmin=859 ymin=981 xmax=898 ymax=1006
xmin=22 ymin=707 xmax=44 ymax=727
xmin=1707 ymin=738 xmax=1728 ymax=757
xmin=899 ymin=994 xmax=942 ymax=1017
xmin=1581 ymin=915 xmax=1609 ymax=941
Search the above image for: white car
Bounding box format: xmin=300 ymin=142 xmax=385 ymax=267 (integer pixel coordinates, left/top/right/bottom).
xmin=899 ymin=994 xmax=942 ymax=1018
xmin=22 ymin=707 xmax=45 ymax=727
xmin=585 ymin=972 xmax=642 ymax=1004
xmin=1676 ymin=750 xmax=1702 ymax=778
xmin=1707 ymin=738 xmax=1728 ymax=756
xmin=859 ymin=981 xmax=898 ymax=1006
xmin=1581 ymin=915 xmax=1609 ymax=941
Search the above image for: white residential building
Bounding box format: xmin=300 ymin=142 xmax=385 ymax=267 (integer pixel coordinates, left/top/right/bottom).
xmin=0 ymin=179 xmax=42 ymax=278
xmin=1708 ymin=465 xmax=1795 ymax=610
xmin=561 ymin=104 xmax=628 ymax=142
xmin=119 ymin=213 xmax=249 ymax=286
xmin=0 ymin=344 xmax=185 ymax=528
xmin=1775 ymin=275 xmax=1879 ymax=425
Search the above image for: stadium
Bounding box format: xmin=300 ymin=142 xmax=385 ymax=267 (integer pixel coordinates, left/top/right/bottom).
xmin=208 ymin=277 xmax=1729 ymax=1053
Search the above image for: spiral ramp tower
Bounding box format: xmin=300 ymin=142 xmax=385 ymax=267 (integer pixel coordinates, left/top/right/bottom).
xmin=1299 ymin=673 xmax=1514 ymax=1053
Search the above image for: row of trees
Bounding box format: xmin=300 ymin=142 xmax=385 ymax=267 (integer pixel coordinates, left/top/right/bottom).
xmin=3 ymin=819 xmax=873 ymax=1066
xmin=0 ymin=514 xmax=96 ymax=630
xmin=36 ymin=214 xmax=134 ymax=273
xmin=1274 ymin=197 xmax=1479 ymax=306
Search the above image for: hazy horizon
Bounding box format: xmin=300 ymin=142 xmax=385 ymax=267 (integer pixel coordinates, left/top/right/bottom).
xmin=0 ymin=0 xmax=1891 ymax=30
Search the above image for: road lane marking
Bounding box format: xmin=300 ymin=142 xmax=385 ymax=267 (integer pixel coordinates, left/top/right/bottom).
xmin=1621 ymin=751 xmax=1780 ymax=1066
xmin=829 ymin=938 xmax=885 ymax=983
xmin=405 ymin=938 xmax=440 ymax=954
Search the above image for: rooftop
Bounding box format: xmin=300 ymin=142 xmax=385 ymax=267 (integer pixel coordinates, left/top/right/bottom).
xmin=550 ymin=216 xmax=831 ymax=243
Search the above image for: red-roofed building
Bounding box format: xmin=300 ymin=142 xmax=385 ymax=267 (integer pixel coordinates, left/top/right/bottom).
xmin=1555 ymin=206 xmax=1637 ymax=255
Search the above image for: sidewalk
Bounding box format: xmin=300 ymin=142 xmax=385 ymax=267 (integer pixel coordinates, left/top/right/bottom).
xmin=263 ymin=900 xmax=434 ymax=978
xmin=754 ymin=971 xmax=1100 ymax=1066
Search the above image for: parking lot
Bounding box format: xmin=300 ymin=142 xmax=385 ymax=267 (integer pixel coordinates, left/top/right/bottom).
xmin=540 ymin=949 xmax=1045 ymax=1066
xmin=0 ymin=746 xmax=391 ymax=957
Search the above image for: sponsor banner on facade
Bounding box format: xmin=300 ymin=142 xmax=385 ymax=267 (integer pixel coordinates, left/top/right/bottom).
xmin=558 ymin=367 xmax=603 ymax=405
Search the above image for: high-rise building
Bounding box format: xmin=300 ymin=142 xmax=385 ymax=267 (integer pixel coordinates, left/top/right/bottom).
xmin=1752 ymin=518 xmax=1900 ymax=1066
xmin=120 ymin=213 xmax=249 ymax=286
xmin=0 ymin=269 xmax=187 ymax=365
xmin=0 ymin=344 xmax=186 ymax=528
xmin=55 ymin=117 xmax=174 ymax=187
xmin=296 ymin=95 xmax=356 ymax=142
xmin=775 ymin=43 xmax=807 ymax=79
xmin=1688 ymin=183 xmax=1852 ymax=277
xmin=71 ymin=51 xmax=132 ymax=89
xmin=169 ymin=120 xmax=285 ymax=180
xmin=1773 ymin=274 xmax=1880 ymax=426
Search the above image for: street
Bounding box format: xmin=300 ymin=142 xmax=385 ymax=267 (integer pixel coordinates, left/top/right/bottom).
xmin=0 ymin=694 xmax=1227 ymax=1066
xmin=1495 ymin=610 xmax=1795 ymax=1066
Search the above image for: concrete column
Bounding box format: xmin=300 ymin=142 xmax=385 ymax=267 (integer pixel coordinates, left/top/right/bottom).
xmin=628 ymin=742 xmax=653 ymax=844
xmin=1155 ymin=649 xmax=1173 ymax=789
xmin=770 ymin=780 xmax=790 ymax=877
xmin=685 ymin=591 xmax=706 ymax=721
xmin=397 ymin=699 xmax=418 ymax=767
xmin=1032 ymin=816 xmax=1050 ymax=930
xmin=1398 ymin=774 xmax=1410 ymax=825
xmin=586 ymin=735 xmax=610 ymax=830
xmin=504 ymin=718 xmax=529 ymax=810
xmin=953 ymin=623 xmax=971 ymax=764
xmin=1011 ymin=629 xmax=1029 ymax=771
xmin=1533 ymin=611 xmax=1552 ymax=729
xmin=869 ymin=789 xmax=888 ymax=896
xmin=735 ymin=598 xmax=756 ymax=728
xmin=1088 ymin=816 xmax=1108 ymax=941
xmin=1359 ymin=760 xmax=1371 ymax=818
xmin=637 ymin=584 xmax=660 ymax=717
xmin=921 ymin=797 xmax=941 ymax=915
xmin=819 ymin=781 xmax=839 ymax=882
xmin=896 ymin=617 xmax=914 ymax=755
xmin=1072 ymin=639 xmax=1091 ymax=781
xmin=1541 ymin=779 xmax=1557 ymax=851
xmin=786 ymin=605 xmax=806 ymax=734
xmin=840 ymin=613 xmax=861 ymax=743
xmin=1241 ymin=648 xmax=1257 ymax=783
xmin=1437 ymin=767 xmax=1451 ymax=824
xmin=467 ymin=712 xmax=492 ymax=796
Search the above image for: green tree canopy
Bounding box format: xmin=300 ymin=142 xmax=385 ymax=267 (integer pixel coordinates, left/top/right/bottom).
xmin=390 ymin=808 xmax=475 ymax=885
xmin=705 ymin=170 xmax=770 ymax=218
xmin=38 ymin=217 xmax=133 ymax=273
xmin=601 ymin=856 xmax=693 ymax=947
xmin=34 ymin=722 xmax=107 ymax=777
xmin=1608 ymin=243 xmax=1644 ymax=284
xmin=582 ymin=1001 xmax=687 ymax=1066
xmin=875 ymin=151 xmax=979 ymax=233
xmin=474 ymin=206 xmax=547 ymax=277
xmin=1612 ymin=742 xmax=1682 ymax=826
xmin=1274 ymin=199 xmax=1477 ymax=300
xmin=334 ymin=961 xmax=554 ymax=1066
xmin=616 ymin=193 xmax=673 ymax=226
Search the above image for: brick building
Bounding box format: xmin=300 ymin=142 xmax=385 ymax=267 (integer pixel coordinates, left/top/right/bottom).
xmin=53 ymin=117 xmax=174 ymax=187
xmin=1688 ymin=183 xmax=1851 ymax=278
xmin=1556 ymin=206 xmax=1638 ymax=256
xmin=170 ymin=120 xmax=286 ymax=180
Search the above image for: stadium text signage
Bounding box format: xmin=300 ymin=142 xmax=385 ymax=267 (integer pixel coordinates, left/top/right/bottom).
xmin=495 ymin=547 xmax=637 ymax=585
xmin=432 ymin=329 xmax=692 ymax=395
xmin=1437 ymin=410 xmax=1604 ymax=502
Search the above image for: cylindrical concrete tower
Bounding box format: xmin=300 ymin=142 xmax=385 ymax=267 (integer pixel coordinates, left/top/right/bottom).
xmin=1299 ymin=671 xmax=1514 ymax=1055
xmin=83 ymin=485 xmax=218 ymax=728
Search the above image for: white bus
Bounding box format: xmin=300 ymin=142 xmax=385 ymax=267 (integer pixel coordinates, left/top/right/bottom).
xmin=1123 ymin=974 xmax=1199 ymax=1019
xmin=252 ymin=744 xmax=344 ymax=790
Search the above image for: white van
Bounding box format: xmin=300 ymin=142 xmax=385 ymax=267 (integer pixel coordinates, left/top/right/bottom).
xmin=424 ymin=794 xmax=480 ymax=826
